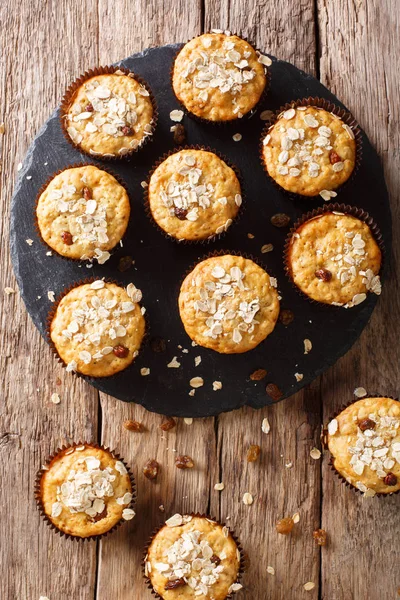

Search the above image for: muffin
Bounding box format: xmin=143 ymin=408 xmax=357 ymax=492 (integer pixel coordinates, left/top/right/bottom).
xmin=144 ymin=513 xmax=243 ymax=599
xmin=327 ymin=397 xmax=400 ymax=496
xmin=62 ymin=68 xmax=155 ymax=158
xmin=179 ymin=254 xmax=280 ymax=353
xmin=148 ymin=149 xmax=242 ymax=241
xmin=261 ymin=104 xmax=357 ymax=196
xmin=50 ymin=279 xmax=145 ymax=377
xmin=286 ymin=210 xmax=382 ymax=307
xmin=37 ymin=443 xmax=135 ymax=538
xmin=36 ymin=165 xmax=130 ymax=263
xmin=172 ymin=32 xmax=269 ymax=122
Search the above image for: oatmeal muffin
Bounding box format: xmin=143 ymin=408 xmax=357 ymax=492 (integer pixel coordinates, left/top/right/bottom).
xmin=50 ymin=279 xmax=145 ymax=377
xmin=144 ymin=513 xmax=243 ymax=599
xmin=62 ymin=68 xmax=155 ymax=158
xmin=262 ymin=104 xmax=357 ymax=196
xmin=172 ymin=32 xmax=269 ymax=122
xmin=286 ymin=211 xmax=382 ymax=307
xmin=327 ymin=397 xmax=400 ymax=496
xmin=36 ymin=165 xmax=130 ymax=263
xmin=37 ymin=443 xmax=135 ymax=538
xmin=179 ymin=254 xmax=280 ymax=353
xmin=148 ymin=149 xmax=242 ymax=241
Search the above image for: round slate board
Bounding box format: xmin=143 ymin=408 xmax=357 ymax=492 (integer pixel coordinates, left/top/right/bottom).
xmin=10 ymin=44 xmax=391 ymax=417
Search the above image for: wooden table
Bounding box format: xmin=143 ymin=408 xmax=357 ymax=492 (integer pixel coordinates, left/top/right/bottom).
xmin=0 ymin=1 xmax=398 ymax=598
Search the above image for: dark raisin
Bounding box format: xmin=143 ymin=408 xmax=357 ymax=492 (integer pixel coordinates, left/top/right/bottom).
xmin=175 ymin=455 xmax=194 ymax=469
xmin=113 ymin=345 xmax=129 ymax=358
xmin=173 ymin=123 xmax=186 ymax=145
xmin=250 ymin=369 xmax=267 ymax=381
xmin=165 ymin=578 xmax=186 ymax=590
xmin=143 ymin=459 xmax=159 ymax=480
xmin=276 ymin=517 xmax=294 ymax=535
xmin=118 ymin=256 xmax=134 ymax=272
xmin=270 ymin=213 xmax=291 ymax=228
xmin=358 ymin=418 xmax=376 ymax=432
xmin=174 ymin=207 xmax=188 ymax=220
xmin=384 ymin=472 xmax=397 ymax=486
xmin=122 ymin=125 xmax=133 ymax=136
xmin=61 ymin=231 xmax=73 ymax=245
xmin=247 ymin=444 xmax=261 ymax=463
xmin=279 ymin=309 xmax=295 ymax=326
xmin=329 ymin=150 xmax=342 ymax=164
xmin=266 ymin=383 xmax=283 ymax=402
xmin=210 ymin=554 xmax=221 ymax=566
xmin=123 ymin=419 xmax=143 ymax=432
xmin=150 ymin=337 xmax=167 ymax=353
xmin=313 ymin=528 xmax=327 ymax=546
xmin=85 ymin=103 xmax=94 ymax=112
xmin=315 ymin=268 xmax=332 ymax=282
xmin=83 ymin=186 xmax=92 ymax=200
xmin=160 ymin=417 xmax=176 ymax=431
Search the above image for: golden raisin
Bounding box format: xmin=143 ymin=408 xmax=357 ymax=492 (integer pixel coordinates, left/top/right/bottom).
xmin=61 ymin=231 xmax=73 ymax=245
xmin=173 ymin=123 xmax=186 ymax=145
xmin=250 ymin=369 xmax=267 ymax=381
xmin=113 ymin=345 xmax=129 ymax=358
xmin=175 ymin=455 xmax=194 ymax=469
xmin=143 ymin=459 xmax=159 ymax=480
xmin=271 ymin=213 xmax=290 ymax=228
xmin=266 ymin=383 xmax=283 ymax=402
xmin=165 ymin=578 xmax=186 ymax=590
xmin=276 ymin=517 xmax=294 ymax=535
xmin=118 ymin=256 xmax=133 ymax=272
xmin=83 ymin=186 xmax=92 ymax=200
xmin=160 ymin=417 xmax=176 ymax=431
xmin=358 ymin=418 xmax=376 ymax=432
xmin=247 ymin=444 xmax=261 ymax=463
xmin=279 ymin=309 xmax=295 ymax=326
xmin=123 ymin=419 xmax=143 ymax=432
xmin=313 ymin=528 xmax=327 ymax=546
xmin=329 ymin=150 xmax=342 ymax=164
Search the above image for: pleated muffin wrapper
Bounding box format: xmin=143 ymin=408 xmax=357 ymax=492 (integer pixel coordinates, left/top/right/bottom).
xmin=321 ymin=395 xmax=400 ymax=498
xmin=144 ymin=145 xmax=245 ymax=245
xmin=34 ymin=162 xmax=131 ymax=264
xmin=170 ymin=31 xmax=272 ymax=126
xmin=46 ymin=276 xmax=149 ymax=380
xmin=60 ymin=65 xmax=158 ymax=161
xmin=35 ymin=441 xmax=137 ymax=541
xmin=283 ymin=202 xmax=385 ymax=308
xmin=259 ymin=96 xmax=363 ymax=201
xmin=142 ymin=513 xmax=246 ymax=599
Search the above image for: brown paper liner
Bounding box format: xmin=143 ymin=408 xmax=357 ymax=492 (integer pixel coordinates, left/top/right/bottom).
xmin=35 ymin=442 xmax=137 ymax=541
xmin=259 ymin=96 xmax=363 ymax=200
xmin=34 ymin=162 xmax=131 ymax=263
xmin=170 ymin=32 xmax=271 ymax=126
xmin=46 ymin=277 xmax=148 ymax=379
xmin=60 ymin=66 xmax=158 ymax=160
xmin=144 ymin=145 xmax=245 ymax=245
xmin=323 ymin=396 xmax=400 ymax=498
xmin=142 ymin=513 xmax=246 ymax=599
xmin=283 ymin=203 xmax=385 ymax=307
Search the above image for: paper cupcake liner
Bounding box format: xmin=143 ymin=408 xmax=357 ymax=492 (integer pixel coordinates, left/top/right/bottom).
xmin=46 ymin=276 xmax=148 ymax=380
xmin=144 ymin=145 xmax=245 ymax=245
xmin=283 ymin=203 xmax=385 ymax=307
xmin=259 ymin=96 xmax=363 ymax=201
xmin=35 ymin=442 xmax=137 ymax=541
xmin=34 ymin=162 xmax=131 ymax=263
xmin=170 ymin=32 xmax=271 ymax=126
xmin=323 ymin=395 xmax=400 ymax=498
xmin=142 ymin=513 xmax=246 ymax=599
xmin=60 ymin=65 xmax=158 ymax=161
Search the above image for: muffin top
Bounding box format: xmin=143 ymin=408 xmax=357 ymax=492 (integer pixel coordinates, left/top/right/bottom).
xmin=148 ymin=149 xmax=242 ymax=241
xmin=50 ymin=280 xmax=145 ymax=377
xmin=262 ymin=106 xmax=356 ymax=196
xmin=64 ymin=71 xmax=154 ymax=157
xmin=36 ymin=165 xmax=130 ymax=262
xmin=172 ymin=32 xmax=268 ymax=121
xmin=145 ymin=514 xmax=242 ymax=600
xmin=287 ymin=212 xmax=382 ymax=307
xmin=179 ymin=255 xmax=280 ymax=353
xmin=40 ymin=444 xmax=134 ymax=537
xmin=327 ymin=397 xmax=400 ymax=495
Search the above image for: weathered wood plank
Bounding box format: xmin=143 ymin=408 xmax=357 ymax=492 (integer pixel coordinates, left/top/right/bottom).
xmin=0 ymin=2 xmax=99 ymax=599
xmin=318 ymin=1 xmax=400 ymax=598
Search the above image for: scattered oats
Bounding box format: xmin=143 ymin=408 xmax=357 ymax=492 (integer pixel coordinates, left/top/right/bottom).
xmin=190 ymin=376 xmax=204 ymax=388
xmin=26 ymin=238 xmax=33 ymax=246
xmin=50 ymin=393 xmax=61 ymax=405
xmin=304 ymin=339 xmax=312 ymax=354
xmin=261 ymin=243 xmax=273 ymax=253
xmin=194 ymin=356 xmax=202 ymax=367
xmin=4 ymin=287 xmax=15 ymax=295
xmin=184 ymin=418 xmax=193 ymax=425
xmin=242 ymin=492 xmax=253 ymax=505
xmin=228 ymin=583 xmax=243 ymax=593
xmin=260 ymin=109 xmax=274 ymax=121
xmin=258 ymin=54 xmax=272 ymax=66
xmin=141 ymin=181 xmax=148 ymax=188
xmin=267 ymin=566 xmax=275 ymax=575
xmin=17 ymin=162 xmax=22 ymax=171
xmin=261 ymin=418 xmax=270 ymax=434
xmin=170 ymin=109 xmax=184 ymax=122
xmin=295 ymin=372 xmax=303 ymax=382
xmin=304 ymin=582 xmax=315 ymax=591
xmin=39 ymin=597 xmax=50 ymax=600
xmin=46 ymin=251 xmax=52 ymax=256
xmin=328 ymin=418 xmax=338 ymax=435
xmin=213 ymin=381 xmax=222 ymax=391
xmin=354 ymin=386 xmax=367 ymax=398
xmin=320 ymin=189 xmax=338 ymax=201
xmin=159 ymin=505 xmax=165 ymax=512
xmin=214 ymin=482 xmax=225 ymax=491
xmin=283 ymin=108 xmax=296 ymax=120
xmin=47 ymin=291 xmax=55 ymax=302
xmin=310 ymin=447 xmax=321 ymax=460
xmin=122 ymin=508 xmax=136 ymax=521
xmin=0 ymin=123 xmax=4 ymax=134
xmin=247 ymin=233 xmax=255 ymax=239
xmin=140 ymin=367 xmax=150 ymax=376
xmin=166 ymin=513 xmax=183 ymax=527
xmin=189 ymin=389 xmax=196 ymax=396
xmin=167 ymin=356 xmax=181 ymax=368
xmin=233 ymin=133 xmax=242 ymax=142
xmin=90 ymin=279 xmax=105 ymax=290
xmin=293 ymin=512 xmax=300 ymax=523
xmin=285 ymin=461 xmax=293 ymax=469
xmin=26 ymin=175 xmax=32 ymax=180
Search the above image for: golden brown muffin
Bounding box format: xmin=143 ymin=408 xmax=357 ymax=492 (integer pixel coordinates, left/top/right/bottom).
xmin=286 ymin=212 xmax=382 ymax=307
xmin=39 ymin=444 xmax=134 ymax=538
xmin=145 ymin=514 xmax=242 ymax=599
xmin=172 ymin=32 xmax=268 ymax=122
xmin=327 ymin=397 xmax=400 ymax=496
xmin=179 ymin=255 xmax=280 ymax=353
xmin=262 ymin=105 xmax=356 ymax=196
xmin=63 ymin=70 xmax=155 ymax=157
xmin=36 ymin=165 xmax=130 ymax=263
xmin=148 ymin=149 xmax=242 ymax=241
xmin=50 ymin=280 xmax=145 ymax=377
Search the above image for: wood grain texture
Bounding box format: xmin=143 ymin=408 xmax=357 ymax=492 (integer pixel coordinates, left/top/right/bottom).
xmin=318 ymin=1 xmax=400 ymax=599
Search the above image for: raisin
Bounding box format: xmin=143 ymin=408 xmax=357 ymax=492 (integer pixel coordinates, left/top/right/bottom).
xmin=165 ymin=578 xmax=186 ymax=590
xmin=123 ymin=419 xmax=143 ymax=432
xmin=160 ymin=417 xmax=176 ymax=431
xmin=329 ymin=150 xmax=342 ymax=164
xmin=92 ymin=506 xmax=107 ymax=522
xmin=358 ymin=418 xmax=376 ymax=432
xmin=270 ymin=213 xmax=291 ymax=228
xmin=250 ymin=369 xmax=267 ymax=381
xmin=122 ymin=125 xmax=133 ymax=136
xmin=174 ymin=207 xmax=188 ymax=220
xmin=384 ymin=472 xmax=397 ymax=486
xmin=83 ymin=186 xmax=92 ymax=200
xmin=276 ymin=517 xmax=294 ymax=535
xmin=313 ymin=528 xmax=327 ymax=546
xmin=279 ymin=309 xmax=295 ymax=326
xmin=210 ymin=554 xmax=221 ymax=566
xmin=247 ymin=444 xmax=261 ymax=463
xmin=85 ymin=103 xmax=94 ymax=112
xmin=173 ymin=123 xmax=186 ymax=145
xmin=175 ymin=455 xmax=194 ymax=469
xmin=61 ymin=231 xmax=73 ymax=245
xmin=113 ymin=345 xmax=129 ymax=358
xmin=150 ymin=337 xmax=167 ymax=353
xmin=315 ymin=268 xmax=332 ymax=282
xmin=266 ymin=383 xmax=283 ymax=402
xmin=143 ymin=459 xmax=159 ymax=480
xmin=118 ymin=255 xmax=133 ymax=272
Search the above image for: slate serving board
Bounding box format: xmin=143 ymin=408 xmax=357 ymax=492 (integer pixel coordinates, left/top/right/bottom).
xmin=10 ymin=44 xmax=391 ymax=417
